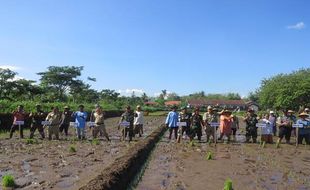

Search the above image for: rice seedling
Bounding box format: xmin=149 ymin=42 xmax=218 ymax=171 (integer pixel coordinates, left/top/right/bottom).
xmin=2 ymin=174 xmax=15 ymax=188
xmin=223 ymin=178 xmax=233 ymax=190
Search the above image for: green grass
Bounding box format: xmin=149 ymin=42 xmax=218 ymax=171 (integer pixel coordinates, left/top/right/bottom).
xmin=2 ymin=174 xmax=15 ymax=188
xmin=206 ymin=151 xmax=213 ymax=160
xmin=69 ymin=145 xmax=76 ymax=153
xmin=92 ymin=138 xmax=100 ymax=145
xmin=223 ymin=178 xmax=233 ymax=190
xmin=147 ymin=111 xmax=168 ymax=116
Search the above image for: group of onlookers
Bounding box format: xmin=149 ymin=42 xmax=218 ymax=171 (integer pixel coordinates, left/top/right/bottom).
xmin=165 ymin=106 xmax=310 ymax=145
xmin=8 ymin=104 xmax=145 ymax=142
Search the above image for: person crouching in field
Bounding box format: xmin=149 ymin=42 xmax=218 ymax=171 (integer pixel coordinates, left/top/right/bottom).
xmin=296 ymin=112 xmax=310 ymax=145
xmin=134 ymin=105 xmax=144 ymax=137
xmin=46 ymin=107 xmax=62 ymax=140
xmin=29 ymin=104 xmax=46 ymax=139
xmin=165 ymin=105 xmax=179 ymax=141
xmin=72 ymin=105 xmax=88 ymax=140
xmin=119 ymin=106 xmax=135 ymax=141
xmin=93 ymin=106 xmax=110 ymax=141
xmin=260 ymin=114 xmax=273 ymax=143
xmin=10 ymin=105 xmax=27 ymax=139
xmin=218 ymin=110 xmax=233 ymax=142
xmin=190 ymin=107 xmax=203 ymax=142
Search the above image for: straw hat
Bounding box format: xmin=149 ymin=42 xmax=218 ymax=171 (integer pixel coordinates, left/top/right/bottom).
xmin=299 ymin=112 xmax=309 ymax=117
xmin=269 ymin=111 xmax=274 ymax=114
xmin=221 ymin=109 xmax=232 ymax=115
xmin=287 ymin=110 xmax=294 ymax=113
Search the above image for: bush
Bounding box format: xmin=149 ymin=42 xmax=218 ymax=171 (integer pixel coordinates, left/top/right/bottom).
xmin=2 ymin=174 xmax=15 ymax=188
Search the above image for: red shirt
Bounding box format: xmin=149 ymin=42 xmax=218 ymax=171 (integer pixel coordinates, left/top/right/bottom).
xmin=13 ymin=111 xmax=26 ymax=123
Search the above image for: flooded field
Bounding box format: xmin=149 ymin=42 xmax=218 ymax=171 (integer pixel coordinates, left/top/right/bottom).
xmin=0 ymin=116 xmax=165 ymax=189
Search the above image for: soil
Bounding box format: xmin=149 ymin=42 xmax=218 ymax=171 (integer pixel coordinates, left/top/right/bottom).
xmin=137 ymin=120 xmax=310 ymax=190
xmin=0 ymin=116 xmax=165 ymax=190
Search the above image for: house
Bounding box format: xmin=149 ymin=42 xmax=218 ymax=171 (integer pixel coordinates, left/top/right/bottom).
xmin=246 ymin=101 xmax=259 ymax=112
xmin=187 ymin=99 xmax=247 ymax=111
xmin=164 ymin=101 xmax=182 ymax=107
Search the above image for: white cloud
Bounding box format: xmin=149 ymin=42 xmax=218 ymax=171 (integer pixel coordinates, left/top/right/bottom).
xmin=0 ymin=65 xmax=22 ymax=71
xmin=287 ymin=22 xmax=306 ymax=30
xmin=118 ymin=88 xmax=145 ymax=96
xmin=7 ymin=76 xmax=24 ymax=82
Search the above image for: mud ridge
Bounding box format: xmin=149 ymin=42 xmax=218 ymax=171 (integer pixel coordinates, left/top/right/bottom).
xmin=79 ymin=124 xmax=167 ymax=190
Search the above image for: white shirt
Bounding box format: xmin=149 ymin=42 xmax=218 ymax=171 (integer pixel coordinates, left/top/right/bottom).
xmin=134 ymin=111 xmax=144 ymax=125
xmin=261 ymin=119 xmax=273 ymax=135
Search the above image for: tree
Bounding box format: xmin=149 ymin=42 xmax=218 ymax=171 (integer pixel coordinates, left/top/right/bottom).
xmin=0 ymin=68 xmax=17 ymax=99
xmin=37 ymin=66 xmax=84 ymax=101
xmin=141 ymin=93 xmax=148 ymax=102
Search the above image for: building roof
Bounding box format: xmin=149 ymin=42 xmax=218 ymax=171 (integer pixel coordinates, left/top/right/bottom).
xmin=164 ymin=101 xmax=182 ymax=106
xmin=188 ymin=99 xmax=246 ymax=106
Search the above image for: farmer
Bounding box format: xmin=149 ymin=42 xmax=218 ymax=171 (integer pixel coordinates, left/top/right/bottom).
xmin=269 ymin=111 xmax=277 ymax=136
xmin=93 ymin=106 xmax=110 ymax=141
xmin=231 ymin=114 xmax=239 ymax=141
xmin=203 ymin=106 xmax=218 ymax=142
xmin=260 ymin=113 xmax=273 ymax=143
xmin=29 ymin=104 xmax=46 ymax=139
xmin=59 ymin=106 xmax=72 ymax=136
xmin=46 ymin=107 xmax=62 ymax=140
xmin=244 ymin=109 xmax=258 ymax=143
xmin=178 ymin=107 xmax=191 ymax=137
xmin=72 ymin=105 xmax=88 ymax=140
xmin=134 ymin=105 xmax=144 ymax=137
xmin=218 ymin=110 xmax=233 ymax=142
xmin=10 ymin=105 xmax=27 ymax=139
xmin=190 ymin=107 xmax=203 ymax=141
xmin=165 ymin=105 xmax=179 ymax=140
xmin=296 ymin=112 xmax=310 ymax=144
xmin=119 ymin=106 xmax=135 ymax=141
xmin=277 ymin=110 xmax=293 ymax=144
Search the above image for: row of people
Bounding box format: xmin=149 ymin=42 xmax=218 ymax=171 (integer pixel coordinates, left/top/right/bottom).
xmin=165 ymin=106 xmax=310 ymax=144
xmin=9 ymin=104 xmax=144 ymax=141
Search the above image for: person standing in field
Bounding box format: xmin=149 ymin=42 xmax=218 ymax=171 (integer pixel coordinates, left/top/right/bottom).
xmin=260 ymin=113 xmax=273 ymax=143
xmin=93 ymin=106 xmax=110 ymax=141
xmin=231 ymin=114 xmax=239 ymax=141
xmin=29 ymin=104 xmax=46 ymax=139
xmin=269 ymin=111 xmax=277 ymax=136
xmin=165 ymin=105 xmax=179 ymax=140
xmin=10 ymin=105 xmax=27 ymax=139
xmin=72 ymin=105 xmax=88 ymax=140
xmin=218 ymin=110 xmax=233 ymax=142
xmin=119 ymin=106 xmax=135 ymax=141
xmin=178 ymin=107 xmax=191 ymax=138
xmin=203 ymin=106 xmax=218 ymax=142
xmin=46 ymin=107 xmax=62 ymax=140
xmin=244 ymin=109 xmax=258 ymax=143
xmin=296 ymin=112 xmax=310 ymax=144
xmin=277 ymin=110 xmax=293 ymax=144
xmin=190 ymin=107 xmax=203 ymax=142
xmin=134 ymin=105 xmax=144 ymax=137
xmin=59 ymin=106 xmax=72 ymax=137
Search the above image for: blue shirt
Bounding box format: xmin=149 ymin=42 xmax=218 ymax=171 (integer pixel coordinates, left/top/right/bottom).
xmin=73 ymin=111 xmax=88 ymax=128
xmin=165 ymin=111 xmax=179 ymax=128
xmin=297 ymin=119 xmax=310 ymax=135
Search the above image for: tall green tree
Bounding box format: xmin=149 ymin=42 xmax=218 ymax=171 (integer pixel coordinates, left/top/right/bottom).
xmin=0 ymin=68 xmax=17 ymax=100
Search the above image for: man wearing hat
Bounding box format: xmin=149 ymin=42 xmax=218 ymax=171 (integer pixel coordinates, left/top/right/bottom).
xmin=178 ymin=107 xmax=191 ymax=138
xmin=203 ymin=106 xmax=218 ymax=142
xmin=134 ymin=105 xmax=144 ymax=137
xmin=119 ymin=106 xmax=135 ymax=141
xmin=244 ymin=109 xmax=258 ymax=143
xmin=59 ymin=106 xmax=72 ymax=137
xmin=190 ymin=107 xmax=203 ymax=141
xmin=296 ymin=112 xmax=310 ymax=144
xmin=277 ymin=110 xmax=294 ymax=144
xmin=29 ymin=104 xmax=46 ymax=139
xmin=72 ymin=105 xmax=88 ymax=140
xmin=165 ymin=105 xmax=179 ymax=140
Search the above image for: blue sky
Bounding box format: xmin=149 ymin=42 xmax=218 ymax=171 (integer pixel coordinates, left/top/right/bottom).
xmin=0 ymin=0 xmax=309 ymax=97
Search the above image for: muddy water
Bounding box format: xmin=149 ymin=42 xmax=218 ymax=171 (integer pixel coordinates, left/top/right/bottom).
xmin=136 ymin=120 xmax=310 ymax=190
xmin=0 ymin=116 xmax=165 ymax=189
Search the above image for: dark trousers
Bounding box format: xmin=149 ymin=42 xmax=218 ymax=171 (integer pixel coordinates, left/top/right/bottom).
xmin=122 ymin=126 xmax=133 ymax=141
xmin=279 ymin=127 xmax=292 ymax=143
xmin=30 ymin=124 xmax=45 ymax=139
xmin=169 ymin=127 xmax=179 ymax=140
xmin=59 ymin=123 xmax=69 ymax=136
xmin=181 ymin=126 xmax=190 ymax=136
xmin=231 ymin=128 xmax=237 ymax=136
xmin=246 ymin=127 xmax=257 ymax=143
xmin=10 ymin=124 xmax=24 ymax=138
xmin=190 ymin=126 xmax=202 ymax=141
xmin=298 ymin=134 xmax=310 ymax=145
